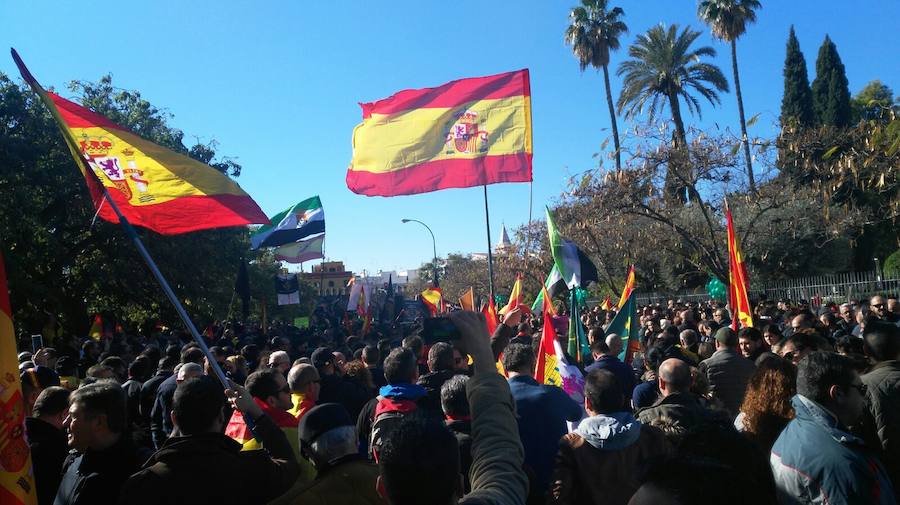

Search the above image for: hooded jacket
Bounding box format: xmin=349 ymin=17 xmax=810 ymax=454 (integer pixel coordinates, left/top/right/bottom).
xmin=54 ymin=435 xmax=139 ymax=505
xmin=549 ymin=412 xmax=671 ymax=505
xmin=770 ymin=395 xmax=896 ymax=505
xmin=119 ymin=414 xmax=299 ymax=505
xmin=417 ymin=369 xmax=459 ymax=412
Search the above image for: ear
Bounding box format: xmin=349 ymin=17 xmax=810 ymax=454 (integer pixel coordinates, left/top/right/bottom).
xmin=265 ymin=396 xmax=279 ymax=409
xmin=376 ymin=475 xmax=388 ymax=500
xmin=828 ymin=384 xmax=842 ymax=403
xmin=170 ymin=410 xmax=178 ymax=429
xmin=584 ymin=395 xmax=593 ymax=413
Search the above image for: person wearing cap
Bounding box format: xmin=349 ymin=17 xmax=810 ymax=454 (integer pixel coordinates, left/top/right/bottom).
xmin=120 ymin=376 xmax=300 ymax=505
xmin=312 ymin=346 xmax=370 ymax=420
xmin=269 ymin=403 xmax=385 ymax=505
xmin=698 ymin=327 xmax=757 ymax=417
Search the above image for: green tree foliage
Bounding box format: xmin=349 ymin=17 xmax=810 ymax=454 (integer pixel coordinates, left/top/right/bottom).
xmin=780 ymin=26 xmax=815 ymax=127
xmin=0 ymin=74 xmax=272 ymax=336
xmin=565 ymin=0 xmax=628 ymax=171
xmin=811 ymin=35 xmax=851 ymax=127
xmin=852 ymin=80 xmax=896 ymax=122
xmin=617 ymin=24 xmax=729 ymax=200
xmin=697 ymin=0 xmax=762 ymax=192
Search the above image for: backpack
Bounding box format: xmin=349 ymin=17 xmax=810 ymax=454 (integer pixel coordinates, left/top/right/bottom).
xmin=369 ymin=396 xmax=417 ymax=461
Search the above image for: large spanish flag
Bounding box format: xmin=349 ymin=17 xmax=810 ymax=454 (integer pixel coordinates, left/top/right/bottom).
xmin=12 ymin=50 xmax=267 ymax=234
xmin=725 ymin=200 xmax=753 ymax=330
xmin=347 ymin=70 xmax=533 ymax=196
xmin=0 ymin=254 xmax=38 ymax=505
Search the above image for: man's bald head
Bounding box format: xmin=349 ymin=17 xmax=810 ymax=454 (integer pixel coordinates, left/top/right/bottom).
xmin=605 ymin=334 xmax=623 ymax=357
xmin=658 ymin=358 xmax=691 ymax=395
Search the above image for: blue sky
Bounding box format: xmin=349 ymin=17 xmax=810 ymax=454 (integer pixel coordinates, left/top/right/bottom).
xmin=3 ymin=1 xmax=898 ymax=275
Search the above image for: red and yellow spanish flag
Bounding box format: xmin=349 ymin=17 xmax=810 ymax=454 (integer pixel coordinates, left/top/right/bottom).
xmin=0 ymin=254 xmax=38 ymax=505
xmin=481 ymin=297 xmax=499 ymax=336
xmin=499 ymin=273 xmax=524 ymax=315
xmin=534 ymin=285 xmax=562 ymax=386
xmin=421 ymin=286 xmax=443 ymax=316
xmin=600 ymin=294 xmax=612 ymax=311
xmin=347 ymin=69 xmax=533 ymax=196
xmin=12 ymin=49 xmax=267 ymax=234
xmin=725 ymin=200 xmax=753 ymax=330
xmin=616 ymin=265 xmax=635 ymax=309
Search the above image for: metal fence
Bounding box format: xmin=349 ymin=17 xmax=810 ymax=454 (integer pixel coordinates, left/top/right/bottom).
xmin=633 ymin=270 xmax=900 ymax=306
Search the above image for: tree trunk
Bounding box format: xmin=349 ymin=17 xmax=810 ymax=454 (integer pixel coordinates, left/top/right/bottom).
xmin=602 ymin=64 xmax=622 ymax=172
xmin=732 ymin=39 xmax=756 ymax=193
xmin=667 ymin=91 xmax=689 ymax=202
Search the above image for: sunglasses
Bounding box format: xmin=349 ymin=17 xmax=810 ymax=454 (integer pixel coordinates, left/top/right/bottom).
xmin=872 ymin=304 xmax=885 ymax=309
xmin=279 ymin=385 xmax=291 ymax=394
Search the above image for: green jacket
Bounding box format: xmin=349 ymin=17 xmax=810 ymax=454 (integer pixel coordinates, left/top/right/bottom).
xmin=861 ymin=360 xmax=900 ymax=490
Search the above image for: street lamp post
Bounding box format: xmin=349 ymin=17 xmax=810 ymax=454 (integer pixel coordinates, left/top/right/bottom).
xmin=402 ymin=218 xmax=438 ymax=286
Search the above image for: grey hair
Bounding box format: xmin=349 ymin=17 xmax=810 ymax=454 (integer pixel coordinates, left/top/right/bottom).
xmin=309 ymin=425 xmax=357 ymax=462
xmin=176 ymin=362 xmax=203 ymax=381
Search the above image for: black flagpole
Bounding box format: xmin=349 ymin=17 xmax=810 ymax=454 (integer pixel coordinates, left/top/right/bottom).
xmin=483 ymin=185 xmax=495 ymax=301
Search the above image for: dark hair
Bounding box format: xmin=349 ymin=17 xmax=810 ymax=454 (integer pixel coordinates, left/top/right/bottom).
xmin=590 ymin=340 xmax=611 ymax=355
xmin=378 ymin=412 xmax=460 ymax=505
xmin=402 ymin=335 xmax=424 ymax=359
xmin=362 ymin=345 xmax=380 ymax=366
xmin=517 ymin=322 xmax=531 ymax=334
xmin=86 ymin=364 xmax=114 ymax=379
xmin=70 ymin=382 xmax=127 ymax=433
xmin=127 ymin=357 xmax=151 ymax=380
xmin=384 ymin=347 xmax=417 ymax=385
xmin=501 ymin=343 xmax=534 ymax=374
xmin=181 ymin=347 xmax=205 ymax=364
xmin=158 ymin=356 xmax=177 ymax=372
xmin=440 ymin=374 xmax=469 ymax=418
xmin=245 ymin=369 xmax=283 ymax=401
xmin=173 ymin=376 xmax=227 ymax=435
xmin=584 ymin=369 xmax=623 ymax=414
xmin=738 ymin=327 xmax=763 ymax=343
xmin=427 ymin=342 xmax=455 ymax=372
xmin=863 ymin=320 xmax=900 ymax=362
xmin=796 ymin=351 xmax=856 ymax=405
xmin=32 ymin=386 xmax=70 ymax=418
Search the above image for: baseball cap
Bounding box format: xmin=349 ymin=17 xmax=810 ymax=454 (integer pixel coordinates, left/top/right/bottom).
xmin=298 ymin=403 xmax=353 ymax=445
xmin=310 ymin=347 xmax=334 ymax=369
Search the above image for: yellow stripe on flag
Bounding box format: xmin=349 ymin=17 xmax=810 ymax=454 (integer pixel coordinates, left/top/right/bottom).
xmin=0 ymin=255 xmax=37 ymax=505
xmin=351 ymin=95 xmax=531 ymax=174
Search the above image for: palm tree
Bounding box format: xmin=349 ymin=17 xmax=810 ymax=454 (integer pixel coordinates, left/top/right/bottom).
xmin=698 ymin=0 xmax=762 ymax=193
xmin=565 ymin=0 xmax=628 ymax=171
xmin=617 ymin=24 xmax=729 ymax=200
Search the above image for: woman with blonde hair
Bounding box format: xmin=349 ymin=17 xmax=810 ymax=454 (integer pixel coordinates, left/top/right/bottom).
xmin=735 ymin=354 xmax=797 ymax=452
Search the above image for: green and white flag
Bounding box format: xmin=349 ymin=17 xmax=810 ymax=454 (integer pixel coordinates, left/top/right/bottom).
xmin=251 ymin=196 xmax=324 ymax=250
xmin=546 ymin=206 xmax=598 ymax=289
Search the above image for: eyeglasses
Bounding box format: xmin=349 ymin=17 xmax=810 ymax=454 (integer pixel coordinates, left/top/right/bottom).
xmin=279 ymin=385 xmax=291 ymax=394
xmin=872 ymin=304 xmax=885 ymax=309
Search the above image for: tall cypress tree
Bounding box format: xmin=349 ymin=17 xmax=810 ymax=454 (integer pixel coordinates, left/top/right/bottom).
xmin=780 ymin=26 xmax=814 ymax=126
xmin=811 ymin=35 xmax=851 ymax=127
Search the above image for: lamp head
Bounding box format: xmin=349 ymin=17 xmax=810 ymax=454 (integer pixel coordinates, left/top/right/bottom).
xmin=401 ymin=219 xmax=411 ymax=223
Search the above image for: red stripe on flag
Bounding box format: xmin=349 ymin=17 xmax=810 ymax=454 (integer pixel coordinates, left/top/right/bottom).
xmin=91 ymin=186 xmax=269 ymax=234
xmin=361 ymin=69 xmax=530 ymax=119
xmin=48 ymin=92 xmax=126 ymax=130
xmin=0 ymin=254 xmax=10 ymax=318
xmin=347 ymin=153 xmax=532 ymax=197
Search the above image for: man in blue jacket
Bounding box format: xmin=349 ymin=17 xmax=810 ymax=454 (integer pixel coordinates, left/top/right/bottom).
xmin=771 ymin=351 xmax=896 ymax=504
xmin=503 ymin=343 xmax=583 ymax=502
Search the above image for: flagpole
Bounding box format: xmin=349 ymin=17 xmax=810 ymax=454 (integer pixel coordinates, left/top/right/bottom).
xmin=524 ymin=179 xmax=534 ymax=270
xmin=483 ymin=185 xmax=495 ymax=301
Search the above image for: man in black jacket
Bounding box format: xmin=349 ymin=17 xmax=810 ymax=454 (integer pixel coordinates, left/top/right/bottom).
xmin=26 ymin=387 xmax=69 ymax=505
xmin=119 ymin=375 xmax=299 ymax=505
xmin=417 ymin=342 xmax=459 ymax=413
xmin=54 ymin=381 xmax=140 ymax=505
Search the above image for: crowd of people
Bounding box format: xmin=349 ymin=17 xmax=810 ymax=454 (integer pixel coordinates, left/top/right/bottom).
xmin=13 ymin=292 xmax=900 ymax=504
